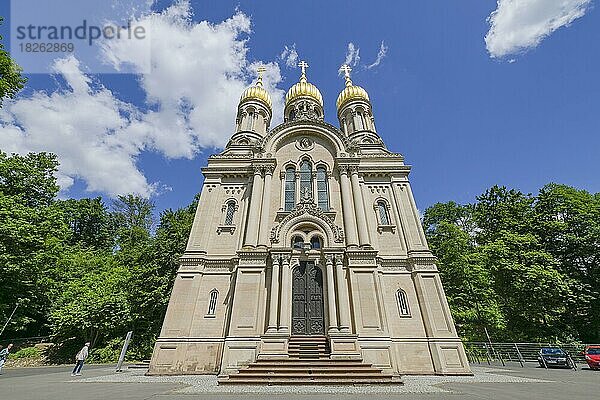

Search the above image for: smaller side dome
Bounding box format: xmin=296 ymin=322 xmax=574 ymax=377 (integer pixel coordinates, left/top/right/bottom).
xmin=336 ymin=84 xmax=370 ymax=110
xmin=336 ymin=64 xmax=370 ymax=110
xmin=240 ymin=66 xmax=272 ymax=109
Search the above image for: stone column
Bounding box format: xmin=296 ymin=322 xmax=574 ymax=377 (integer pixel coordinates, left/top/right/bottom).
xmin=294 ymin=171 xmax=300 ymax=207
xmin=244 ymin=167 xmax=264 ymax=246
xmin=278 ymin=255 xmax=291 ymax=333
xmin=350 ymin=166 xmax=370 ymax=247
xmin=267 ymin=256 xmax=280 ymax=333
xmin=258 ymin=166 xmax=274 ymax=246
xmin=339 ymin=166 xmax=359 ymax=247
xmin=279 ymin=171 xmax=286 ymax=210
xmin=312 ymin=170 xmax=318 ymax=204
xmin=325 ymin=254 xmax=338 ymax=333
xmin=335 ymin=254 xmax=351 ymax=333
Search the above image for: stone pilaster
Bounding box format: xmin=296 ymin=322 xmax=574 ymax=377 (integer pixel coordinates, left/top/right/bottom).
xmin=278 ymin=253 xmax=291 ymax=333
xmin=325 ymin=254 xmax=338 ymax=333
xmin=258 ymin=165 xmax=275 ymax=246
xmin=350 ymin=166 xmax=370 ymax=247
xmin=334 ymin=254 xmax=351 ymax=333
xmin=338 ymin=165 xmax=359 ymax=247
xmin=267 ymin=255 xmax=280 ymax=333
xmin=244 ymin=166 xmax=264 ymax=247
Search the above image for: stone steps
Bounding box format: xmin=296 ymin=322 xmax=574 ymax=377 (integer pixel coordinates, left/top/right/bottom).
xmin=218 ymin=336 xmax=401 ymax=385
xmin=287 ymin=335 xmax=329 ymax=359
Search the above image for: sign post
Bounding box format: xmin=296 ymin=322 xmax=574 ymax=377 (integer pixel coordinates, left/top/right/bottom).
xmin=115 ymin=331 xmax=133 ymax=372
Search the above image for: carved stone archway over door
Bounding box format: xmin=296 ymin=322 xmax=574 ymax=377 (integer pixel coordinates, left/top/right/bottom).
xmin=292 ymin=261 xmax=325 ymax=335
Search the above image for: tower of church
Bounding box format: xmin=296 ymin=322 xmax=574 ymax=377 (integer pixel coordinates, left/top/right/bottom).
xmin=148 ymin=62 xmax=471 ymax=380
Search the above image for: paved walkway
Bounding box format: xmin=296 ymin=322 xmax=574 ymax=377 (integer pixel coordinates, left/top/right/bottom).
xmin=0 ymin=362 xmax=598 ymax=399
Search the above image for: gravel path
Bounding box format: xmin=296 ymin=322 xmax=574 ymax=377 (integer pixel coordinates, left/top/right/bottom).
xmin=74 ymin=366 xmax=549 ymax=394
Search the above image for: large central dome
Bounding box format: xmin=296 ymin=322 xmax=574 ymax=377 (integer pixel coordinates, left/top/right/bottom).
xmin=285 ymin=62 xmax=323 ymax=107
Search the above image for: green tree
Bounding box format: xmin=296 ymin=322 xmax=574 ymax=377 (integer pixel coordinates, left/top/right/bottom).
xmin=424 ymin=202 xmax=503 ymax=341
xmin=534 ymin=183 xmax=600 ymax=342
xmin=48 ymin=249 xmax=131 ymax=361
xmin=0 ymin=152 xmax=67 ymax=337
xmin=56 ymin=197 xmax=114 ymax=249
xmin=478 ymin=232 xmax=570 ymax=341
xmin=112 ymin=194 xmax=154 ymax=248
xmin=425 ymin=185 xmax=576 ymax=343
xmin=474 ymin=185 xmax=534 ymax=242
xmin=0 ymin=17 xmax=27 ymax=104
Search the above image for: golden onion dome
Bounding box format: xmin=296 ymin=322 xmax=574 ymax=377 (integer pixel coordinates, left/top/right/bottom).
xmin=240 ymin=67 xmax=272 ymax=109
xmin=285 ymin=61 xmax=323 ymax=107
xmin=336 ymin=65 xmax=370 ymax=110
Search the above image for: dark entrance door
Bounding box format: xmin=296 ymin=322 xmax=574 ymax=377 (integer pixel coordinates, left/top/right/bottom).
xmin=292 ymin=261 xmax=325 ymax=335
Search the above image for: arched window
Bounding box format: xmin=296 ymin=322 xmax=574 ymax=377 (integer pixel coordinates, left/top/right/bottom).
xmin=310 ymin=236 xmax=322 ymax=249
xmin=292 ymin=235 xmax=304 ymax=249
xmin=356 ymin=111 xmax=364 ymax=130
xmin=224 ymin=200 xmax=236 ymax=225
xmin=396 ymin=289 xmax=410 ymax=317
xmin=345 ymin=111 xmax=355 ymax=132
xmin=207 ymin=289 xmax=218 ymax=316
xmin=300 ymin=160 xmax=312 ymax=200
xmin=377 ymin=200 xmax=390 ymax=225
xmin=245 ymin=110 xmax=254 ymax=130
xmin=284 ymin=167 xmax=296 ymax=211
xmin=316 ymin=167 xmax=329 ymax=211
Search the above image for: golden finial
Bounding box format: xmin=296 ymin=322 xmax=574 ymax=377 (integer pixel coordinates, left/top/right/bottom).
xmin=340 ymin=64 xmax=353 ymax=87
xmin=256 ymin=66 xmax=266 ymax=87
xmin=298 ymin=60 xmax=309 ymax=83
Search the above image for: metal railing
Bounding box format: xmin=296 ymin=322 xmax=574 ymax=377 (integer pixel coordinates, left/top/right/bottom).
xmin=463 ymin=341 xmax=597 ymax=368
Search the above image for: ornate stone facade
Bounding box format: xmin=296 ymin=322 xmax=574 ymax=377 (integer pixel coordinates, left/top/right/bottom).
xmin=148 ymin=63 xmax=471 ymax=376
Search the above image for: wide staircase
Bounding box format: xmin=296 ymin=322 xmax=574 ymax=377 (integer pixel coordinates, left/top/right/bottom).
xmin=218 ymin=336 xmax=400 ymax=385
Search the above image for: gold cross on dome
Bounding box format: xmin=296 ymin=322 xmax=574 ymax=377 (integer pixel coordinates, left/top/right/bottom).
xmin=340 ymin=64 xmax=352 ymax=78
xmin=256 ymin=66 xmax=266 ymax=86
xmin=257 ymin=66 xmax=266 ymax=78
xmin=298 ymin=60 xmax=309 ymax=75
xmin=340 ymin=64 xmax=353 ymax=86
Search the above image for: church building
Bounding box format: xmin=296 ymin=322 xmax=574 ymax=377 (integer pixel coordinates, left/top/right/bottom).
xmin=148 ymin=62 xmax=471 ymax=382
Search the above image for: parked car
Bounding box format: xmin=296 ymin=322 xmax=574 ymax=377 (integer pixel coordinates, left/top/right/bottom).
xmin=537 ymin=347 xmax=573 ymax=368
xmin=583 ymin=346 xmax=600 ymax=370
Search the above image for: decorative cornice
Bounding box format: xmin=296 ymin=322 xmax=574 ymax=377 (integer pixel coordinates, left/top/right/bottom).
xmin=345 ymin=248 xmax=378 ymax=267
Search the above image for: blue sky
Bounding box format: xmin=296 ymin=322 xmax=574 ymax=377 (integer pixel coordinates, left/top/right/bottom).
xmin=1 ymin=0 xmax=599 ymax=217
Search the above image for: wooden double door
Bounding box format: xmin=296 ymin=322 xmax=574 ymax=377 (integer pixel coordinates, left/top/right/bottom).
xmin=291 ymin=261 xmax=325 ymax=335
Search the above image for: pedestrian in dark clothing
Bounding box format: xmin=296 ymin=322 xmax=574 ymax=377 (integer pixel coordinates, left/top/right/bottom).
xmin=71 ymin=342 xmax=90 ymax=376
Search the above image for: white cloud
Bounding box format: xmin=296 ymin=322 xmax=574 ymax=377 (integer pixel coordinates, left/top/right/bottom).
xmin=343 ymin=42 xmax=361 ymax=69
xmin=279 ymin=44 xmax=299 ymax=68
xmin=0 ymin=1 xmax=285 ymax=197
xmin=366 ymin=41 xmax=388 ymax=69
xmin=485 ymin=0 xmax=592 ymax=59
xmin=339 ymin=41 xmax=388 ymax=74
xmin=0 ymin=56 xmax=152 ymax=196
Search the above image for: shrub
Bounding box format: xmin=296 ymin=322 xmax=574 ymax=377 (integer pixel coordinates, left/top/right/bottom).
xmin=11 ymin=347 xmax=41 ymax=359
xmin=87 ymin=338 xmax=124 ymax=363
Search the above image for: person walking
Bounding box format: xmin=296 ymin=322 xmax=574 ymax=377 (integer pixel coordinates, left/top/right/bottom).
xmin=0 ymin=343 xmax=13 ymax=374
xmin=71 ymin=342 xmax=90 ymax=376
